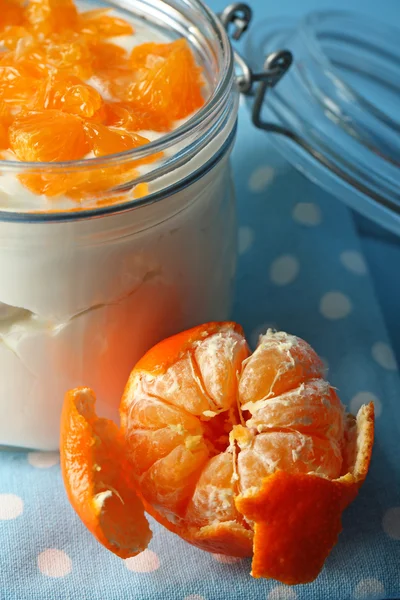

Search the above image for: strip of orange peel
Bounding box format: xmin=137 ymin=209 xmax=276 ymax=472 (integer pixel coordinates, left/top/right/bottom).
xmin=60 ymin=387 xmax=151 ymax=558
xmin=235 ymin=402 xmax=374 ymax=584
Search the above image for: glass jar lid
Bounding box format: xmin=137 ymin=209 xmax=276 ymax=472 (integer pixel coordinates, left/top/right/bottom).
xmin=242 ymin=9 xmax=400 ymax=236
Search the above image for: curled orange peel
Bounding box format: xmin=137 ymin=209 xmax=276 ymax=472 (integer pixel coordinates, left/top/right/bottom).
xmin=60 ymin=323 xmax=374 ymax=585
xmin=60 ymin=387 xmax=151 ymax=559
xmin=236 ymin=402 xmax=374 ymax=583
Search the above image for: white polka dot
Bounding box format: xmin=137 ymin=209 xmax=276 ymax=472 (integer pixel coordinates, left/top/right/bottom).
xmin=340 ymin=251 xmax=367 ymax=275
xmin=238 ymin=226 xmax=255 ymax=255
xmin=350 ymin=392 xmax=382 ymax=417
xmin=0 ymin=493 xmax=23 ymax=520
xmin=125 ymin=549 xmax=160 ymax=573
xmin=292 ymin=202 xmax=321 ymax=226
xmin=320 ymin=291 xmax=352 ymax=320
xmin=354 ymin=578 xmax=385 ymax=599
xmin=382 ymin=507 xmax=400 ymax=540
xmin=248 ymin=166 xmax=275 ymax=192
xmin=37 ymin=549 xmax=72 ymax=578
xmin=213 ymin=554 xmax=242 ymax=564
xmin=372 ymin=342 xmax=398 ymax=371
xmin=184 ymin=595 xmax=206 ymax=600
xmin=268 ymin=585 xmax=298 ymax=600
xmin=270 ymin=255 xmax=299 ymax=286
xmin=28 ymin=452 xmax=59 ymax=469
xmin=250 ymin=323 xmax=277 ymax=349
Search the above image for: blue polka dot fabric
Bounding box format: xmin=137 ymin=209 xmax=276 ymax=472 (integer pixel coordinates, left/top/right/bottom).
xmin=1 ymin=100 xmax=400 ymax=600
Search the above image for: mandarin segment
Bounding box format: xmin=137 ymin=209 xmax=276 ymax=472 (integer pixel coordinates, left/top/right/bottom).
xmin=9 ymin=110 xmax=89 ymax=161
xmin=79 ymin=8 xmax=134 ymax=37
xmin=38 ymin=75 xmax=104 ymax=119
xmin=104 ymin=102 xmax=171 ymax=133
xmin=239 ymin=329 xmax=324 ymax=404
xmin=26 ymin=0 xmax=79 ymax=34
xmin=84 ymin=122 xmax=150 ymax=157
xmin=244 ymin=379 xmax=344 ymax=440
xmin=185 ymin=452 xmax=240 ymax=528
xmin=1 ymin=0 xmax=24 ymax=28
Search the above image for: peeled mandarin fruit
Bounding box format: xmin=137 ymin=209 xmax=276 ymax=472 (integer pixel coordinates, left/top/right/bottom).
xmin=9 ymin=110 xmax=89 ymax=161
xmin=126 ymin=39 xmax=204 ymax=120
xmin=60 ymin=323 xmax=374 ymax=584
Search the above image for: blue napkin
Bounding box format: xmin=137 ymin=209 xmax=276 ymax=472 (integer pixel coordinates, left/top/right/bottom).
xmin=1 ymin=102 xmax=399 ymax=600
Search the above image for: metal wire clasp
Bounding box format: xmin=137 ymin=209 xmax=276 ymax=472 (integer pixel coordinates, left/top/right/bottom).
xmin=219 ymin=3 xmax=293 ymax=130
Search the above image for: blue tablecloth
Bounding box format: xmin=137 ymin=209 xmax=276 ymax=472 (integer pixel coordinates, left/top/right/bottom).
xmin=1 ymin=1 xmax=400 ymax=598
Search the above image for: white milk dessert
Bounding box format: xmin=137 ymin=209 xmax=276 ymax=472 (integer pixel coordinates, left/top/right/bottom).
xmin=0 ymin=0 xmax=239 ymax=449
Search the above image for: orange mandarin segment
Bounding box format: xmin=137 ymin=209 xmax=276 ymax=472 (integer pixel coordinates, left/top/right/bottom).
xmin=239 ymin=329 xmax=324 ymax=404
xmin=104 ymin=102 xmax=171 ymax=133
xmin=90 ymin=41 xmax=130 ymax=70
xmin=1 ymin=0 xmax=24 ymax=28
xmin=243 ymin=379 xmax=344 ymax=440
xmin=236 ymin=428 xmax=343 ymax=485
xmin=79 ymin=8 xmax=134 ymax=37
xmin=43 ymin=33 xmax=94 ymax=79
xmin=83 ymin=122 xmax=151 ymax=157
xmin=9 ymin=110 xmax=89 ymax=161
xmin=60 ymin=388 xmax=151 ymax=559
xmin=25 ymin=0 xmax=79 ymax=34
xmin=39 ymin=75 xmax=104 ymax=119
xmin=0 ymin=26 xmax=30 ymax=49
xmin=127 ymin=39 xmax=205 ymax=121
xmin=0 ymin=120 xmax=8 ymax=149
xmin=185 ymin=452 xmax=241 ymax=528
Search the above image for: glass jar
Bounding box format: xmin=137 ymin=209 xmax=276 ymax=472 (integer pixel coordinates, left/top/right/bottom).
xmin=0 ymin=0 xmax=238 ymax=450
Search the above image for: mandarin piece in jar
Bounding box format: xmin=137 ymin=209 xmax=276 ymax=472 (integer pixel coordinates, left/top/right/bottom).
xmin=2 ymin=0 xmax=25 ymax=28
xmin=127 ymin=39 xmax=205 ymax=120
xmin=60 ymin=323 xmax=374 ymax=585
xmin=26 ymin=0 xmax=78 ymax=34
xmin=9 ymin=110 xmax=89 ymax=161
xmin=78 ymin=8 xmax=134 ymax=38
xmin=36 ymin=74 xmax=105 ymax=119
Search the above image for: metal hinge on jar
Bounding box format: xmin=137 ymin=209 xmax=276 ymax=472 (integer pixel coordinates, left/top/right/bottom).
xmin=219 ymin=3 xmax=339 ymax=163
xmin=219 ymin=3 xmax=293 ymax=133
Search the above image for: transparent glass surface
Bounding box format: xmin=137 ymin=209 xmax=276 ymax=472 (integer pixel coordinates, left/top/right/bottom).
xmin=245 ymin=11 xmax=400 ymax=236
